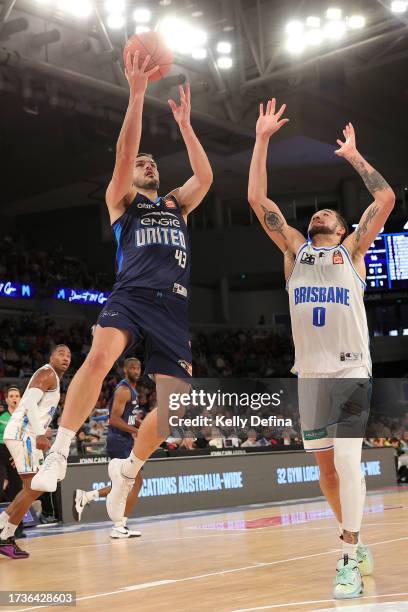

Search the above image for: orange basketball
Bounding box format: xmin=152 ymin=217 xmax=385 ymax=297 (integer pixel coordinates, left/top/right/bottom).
xmin=123 ymin=31 xmax=174 ymax=82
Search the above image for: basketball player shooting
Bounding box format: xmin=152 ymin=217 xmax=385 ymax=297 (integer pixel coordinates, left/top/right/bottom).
xmin=248 ymin=99 xmax=395 ymax=599
xmin=32 ymin=51 xmax=213 ymax=526
xmin=0 ymin=345 xmax=71 ymax=559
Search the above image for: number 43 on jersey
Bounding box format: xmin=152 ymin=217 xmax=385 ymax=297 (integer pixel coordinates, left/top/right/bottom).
xmin=175 ymin=249 xmax=187 ymax=269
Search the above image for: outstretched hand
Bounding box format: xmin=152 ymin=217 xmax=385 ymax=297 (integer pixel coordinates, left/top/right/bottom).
xmin=335 ymin=122 xmax=357 ymax=158
xmin=256 ymin=98 xmax=289 ymax=138
xmin=124 ymin=51 xmax=159 ymax=97
xmin=168 ymin=84 xmax=191 ymax=129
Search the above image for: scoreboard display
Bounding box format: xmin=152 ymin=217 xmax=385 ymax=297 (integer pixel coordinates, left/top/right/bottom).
xmin=365 ymin=232 xmax=408 ymax=291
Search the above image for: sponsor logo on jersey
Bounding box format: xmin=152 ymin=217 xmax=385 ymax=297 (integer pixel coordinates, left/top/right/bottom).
xmin=137 ymin=202 xmax=156 ymax=209
xmin=178 ymin=359 xmax=193 ymax=376
xmin=141 ymin=212 xmax=181 ymax=228
xmin=333 ymin=250 xmax=344 ymax=265
xmin=300 ymin=252 xmax=316 ymax=265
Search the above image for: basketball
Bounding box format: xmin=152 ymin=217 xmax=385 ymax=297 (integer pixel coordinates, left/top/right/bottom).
xmin=123 ymin=31 xmax=174 ymax=81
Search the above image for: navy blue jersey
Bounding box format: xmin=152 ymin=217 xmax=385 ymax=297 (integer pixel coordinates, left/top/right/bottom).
xmin=107 ymin=379 xmax=139 ymax=442
xmin=112 ymin=192 xmax=191 ymax=291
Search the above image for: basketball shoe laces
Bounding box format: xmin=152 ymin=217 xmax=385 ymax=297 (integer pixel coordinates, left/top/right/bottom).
xmin=336 ymin=565 xmax=357 ymax=585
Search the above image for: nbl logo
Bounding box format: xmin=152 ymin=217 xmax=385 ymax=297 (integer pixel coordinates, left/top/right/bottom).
xmin=300 ymin=252 xmax=316 ymax=266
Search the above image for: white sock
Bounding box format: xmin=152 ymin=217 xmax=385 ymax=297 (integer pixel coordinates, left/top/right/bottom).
xmin=342 ymin=540 xmax=358 ymax=561
xmin=121 ymin=452 xmax=144 ymax=479
xmin=334 ymin=438 xmax=364 ymax=535
xmin=50 ymin=426 xmax=76 ymax=458
xmin=1 ymin=521 xmax=18 ymax=540
xmin=0 ymin=511 xmax=9 ymax=529
xmin=338 ymin=523 xmax=343 ymax=537
xmin=122 ymin=517 xmax=128 ymax=526
xmin=114 ymin=519 xmax=125 ymax=528
xmin=85 ymin=490 xmax=99 ymax=502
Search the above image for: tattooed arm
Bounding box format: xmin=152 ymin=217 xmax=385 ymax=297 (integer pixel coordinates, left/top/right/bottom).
xmin=336 ymin=123 xmax=395 ymax=258
xmin=248 ymin=99 xmax=305 ymax=255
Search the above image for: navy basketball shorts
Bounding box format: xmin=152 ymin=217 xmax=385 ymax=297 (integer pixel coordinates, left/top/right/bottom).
xmin=106 ymin=434 xmax=134 ymax=460
xmin=97 ymin=287 xmax=192 ymax=379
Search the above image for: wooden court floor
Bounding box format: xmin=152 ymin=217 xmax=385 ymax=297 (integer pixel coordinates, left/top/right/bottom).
xmin=1 ymin=487 xmax=407 ymax=612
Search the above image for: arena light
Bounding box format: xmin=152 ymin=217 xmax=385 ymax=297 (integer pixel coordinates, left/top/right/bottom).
xmin=195 ymin=29 xmax=208 ymax=46
xmin=217 ymin=41 xmax=232 ymax=54
xmin=285 ymin=20 xmax=304 ymax=36
xmin=305 ymin=29 xmax=324 ymax=46
xmin=135 ymin=25 xmax=150 ymax=34
xmin=348 ymin=15 xmax=366 ymax=29
xmin=217 ymin=56 xmax=233 ymax=69
xmin=158 ymin=17 xmax=207 ymax=55
xmin=133 ymin=8 xmax=151 ymax=23
xmin=105 ymin=0 xmax=125 ymax=13
xmin=325 ymin=20 xmax=346 ymax=40
xmin=286 ymin=36 xmax=305 ymax=54
xmin=107 ymin=13 xmax=126 ymax=29
xmin=192 ymin=11 xmax=203 ymax=18
xmin=326 ymin=7 xmax=342 ymax=20
xmin=191 ymin=48 xmax=207 ymax=59
xmin=391 ymin=0 xmax=408 ymax=12
xmin=306 ymin=16 xmax=321 ymax=28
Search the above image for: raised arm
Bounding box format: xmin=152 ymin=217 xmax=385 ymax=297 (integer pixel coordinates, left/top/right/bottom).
xmin=167 ymin=84 xmax=213 ymax=217
xmin=106 ymin=52 xmax=159 ymax=223
xmin=248 ymin=99 xmax=305 ymax=255
xmin=109 ymin=386 xmax=139 ymax=436
xmin=337 ymin=123 xmax=395 ymax=257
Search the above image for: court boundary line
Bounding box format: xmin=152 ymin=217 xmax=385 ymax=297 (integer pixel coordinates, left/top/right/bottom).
xmin=10 ymin=535 xmax=408 ymax=612
xmin=231 ymin=593 xmax=408 ymax=612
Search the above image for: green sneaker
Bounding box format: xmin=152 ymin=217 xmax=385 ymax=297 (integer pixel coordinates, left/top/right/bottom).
xmin=357 ymin=542 xmax=374 ymax=576
xmin=333 ymin=555 xmax=364 ymax=600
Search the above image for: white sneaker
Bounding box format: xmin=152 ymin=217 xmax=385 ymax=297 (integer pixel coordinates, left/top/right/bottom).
xmin=110 ymin=525 xmax=142 ymax=539
xmin=106 ymin=459 xmax=135 ymax=523
xmin=72 ymin=490 xmax=89 ymax=522
xmin=31 ymin=452 xmax=67 ymax=492
xmin=333 ymin=555 xmax=364 ymax=599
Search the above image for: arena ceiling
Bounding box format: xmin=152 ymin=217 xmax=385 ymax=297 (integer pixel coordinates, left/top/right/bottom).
xmin=0 ymin=0 xmax=407 ymax=212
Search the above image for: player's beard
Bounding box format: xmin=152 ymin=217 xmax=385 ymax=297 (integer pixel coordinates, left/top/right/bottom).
xmin=308 ymin=224 xmax=337 ymax=238
xmin=135 ymin=177 xmax=160 ymax=190
xmin=127 ymin=374 xmax=139 ymax=384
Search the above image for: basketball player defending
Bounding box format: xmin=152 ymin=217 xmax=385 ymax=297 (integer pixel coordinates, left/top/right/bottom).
xmin=73 ymin=358 xmax=143 ymax=539
xmin=32 ymin=52 xmax=213 ymax=522
xmin=0 ymin=345 xmax=71 ymax=559
xmin=248 ymin=100 xmax=395 ymax=599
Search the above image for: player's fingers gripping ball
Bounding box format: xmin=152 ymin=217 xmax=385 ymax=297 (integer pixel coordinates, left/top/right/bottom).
xmin=123 ymin=31 xmax=174 ymax=82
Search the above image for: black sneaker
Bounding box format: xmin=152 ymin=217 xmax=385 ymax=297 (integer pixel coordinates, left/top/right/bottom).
xmin=14 ymin=524 xmax=26 ymax=539
xmin=39 ymin=514 xmax=58 ymax=525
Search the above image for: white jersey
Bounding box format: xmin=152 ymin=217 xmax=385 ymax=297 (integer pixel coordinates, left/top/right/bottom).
xmin=4 ymin=364 xmax=60 ymax=440
xmin=287 ymin=242 xmax=371 ymax=375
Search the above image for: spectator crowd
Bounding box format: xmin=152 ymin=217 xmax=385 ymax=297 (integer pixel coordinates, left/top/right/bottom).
xmin=0 ymin=234 xmax=111 ymax=292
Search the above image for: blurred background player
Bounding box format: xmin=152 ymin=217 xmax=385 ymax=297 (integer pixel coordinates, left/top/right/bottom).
xmin=0 ymin=345 xmax=71 ymax=559
xmin=32 ymin=51 xmax=212 ymax=528
xmin=0 ymin=388 xmax=25 ymax=538
xmin=73 ymin=357 xmax=143 ymax=539
xmin=248 ymin=101 xmax=395 ymax=599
